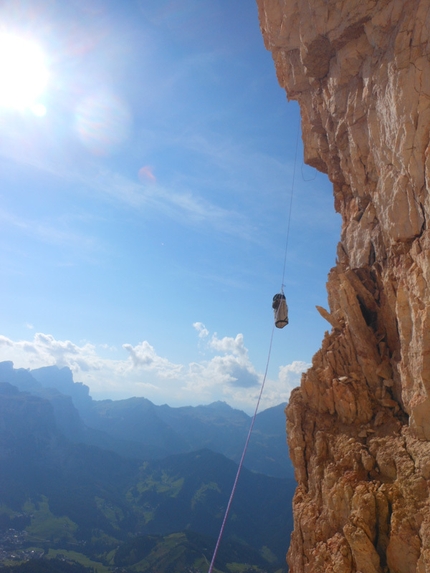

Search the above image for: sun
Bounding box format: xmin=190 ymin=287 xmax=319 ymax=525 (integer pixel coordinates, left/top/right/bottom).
xmin=0 ymin=33 xmax=48 ymax=114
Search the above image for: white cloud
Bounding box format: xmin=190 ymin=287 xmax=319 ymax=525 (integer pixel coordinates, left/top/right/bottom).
xmin=0 ymin=327 xmax=309 ymax=413
xmin=0 ymin=332 xmax=102 ymax=372
xmin=182 ymin=328 xmax=307 ymax=411
xmin=279 ymin=360 xmax=310 ymax=381
xmin=208 ymin=332 xmax=247 ymax=356
xmin=193 ymin=322 xmax=209 ymax=338
xmin=184 ymin=331 xmax=261 ymax=395
xmin=122 ymin=341 xmax=183 ymax=378
xmin=0 ymin=336 xmax=13 ymax=348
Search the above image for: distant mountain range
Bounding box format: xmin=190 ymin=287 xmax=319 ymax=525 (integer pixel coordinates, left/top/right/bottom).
xmin=0 ymin=361 xmax=294 ymax=479
xmin=0 ymin=373 xmax=294 ymax=572
xmin=0 ymin=361 xmax=295 ymax=571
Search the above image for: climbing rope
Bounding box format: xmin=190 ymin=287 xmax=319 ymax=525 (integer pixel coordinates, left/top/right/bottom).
xmin=207 ymin=323 xmax=276 ymax=573
xmin=207 ymin=116 xmax=300 ymax=573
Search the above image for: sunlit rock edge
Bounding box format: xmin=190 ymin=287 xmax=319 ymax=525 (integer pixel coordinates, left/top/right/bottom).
xmin=257 ymin=0 xmax=430 ymax=571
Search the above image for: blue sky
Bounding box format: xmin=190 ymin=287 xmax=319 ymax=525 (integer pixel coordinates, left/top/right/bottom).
xmin=0 ymin=0 xmax=340 ymax=412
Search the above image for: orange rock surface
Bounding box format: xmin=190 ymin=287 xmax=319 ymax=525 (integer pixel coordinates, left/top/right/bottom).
xmin=256 ymin=0 xmax=430 ymax=571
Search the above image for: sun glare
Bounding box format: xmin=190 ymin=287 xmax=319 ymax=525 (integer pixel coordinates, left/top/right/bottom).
xmin=0 ymin=33 xmax=48 ymax=113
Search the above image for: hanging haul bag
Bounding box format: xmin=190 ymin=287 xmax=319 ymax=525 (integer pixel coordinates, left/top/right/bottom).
xmin=272 ymin=293 xmax=288 ymax=328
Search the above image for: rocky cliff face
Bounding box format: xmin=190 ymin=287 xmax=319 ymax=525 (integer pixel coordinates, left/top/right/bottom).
xmin=256 ymin=1 xmax=430 ymax=571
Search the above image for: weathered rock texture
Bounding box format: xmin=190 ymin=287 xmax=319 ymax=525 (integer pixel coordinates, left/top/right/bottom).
xmin=257 ymin=1 xmax=430 ymax=571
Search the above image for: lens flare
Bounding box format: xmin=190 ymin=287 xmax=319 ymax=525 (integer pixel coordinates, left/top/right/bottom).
xmin=75 ymin=92 xmax=131 ymax=155
xmin=0 ymin=33 xmax=48 ymax=111
xmin=138 ymin=166 xmax=156 ymax=182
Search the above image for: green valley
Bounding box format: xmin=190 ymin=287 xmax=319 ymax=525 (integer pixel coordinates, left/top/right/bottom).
xmin=0 ymin=367 xmax=294 ymax=572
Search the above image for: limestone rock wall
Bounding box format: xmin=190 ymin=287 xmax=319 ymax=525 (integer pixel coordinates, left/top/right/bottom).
xmin=256 ymin=1 xmax=430 ymax=571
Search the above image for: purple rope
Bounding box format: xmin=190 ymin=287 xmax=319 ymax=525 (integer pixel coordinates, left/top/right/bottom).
xmin=207 ymin=324 xmax=276 ymax=573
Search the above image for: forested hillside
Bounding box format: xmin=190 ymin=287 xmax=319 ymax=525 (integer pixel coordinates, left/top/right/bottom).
xmin=0 ymin=378 xmax=294 ymax=572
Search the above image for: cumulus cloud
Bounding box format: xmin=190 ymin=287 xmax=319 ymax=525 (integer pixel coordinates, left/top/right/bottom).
xmin=182 ymin=330 xmax=310 ymax=410
xmin=187 ymin=354 xmax=258 ymax=390
xmin=279 ymin=360 xmax=310 ymax=381
xmin=0 ymin=327 xmax=308 ymax=412
xmin=208 ymin=332 xmax=247 ymax=356
xmin=0 ymin=332 xmax=104 ymax=373
xmin=0 ymin=332 xmax=183 ymax=380
xmin=183 ymin=329 xmax=263 ymax=407
xmin=222 ymin=362 xmax=259 ymax=388
xmin=193 ymin=322 xmax=209 ymax=338
xmin=123 ymin=341 xmax=183 ymax=378
xmin=0 ymin=336 xmax=13 ymax=348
